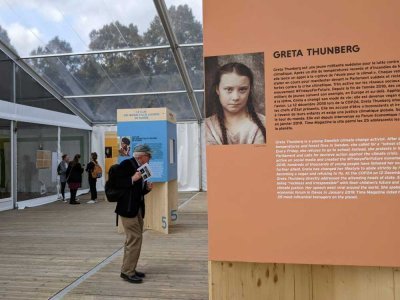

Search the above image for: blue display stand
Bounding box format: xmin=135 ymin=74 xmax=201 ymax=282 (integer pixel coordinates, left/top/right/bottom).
xmin=117 ymin=108 xmax=178 ymax=234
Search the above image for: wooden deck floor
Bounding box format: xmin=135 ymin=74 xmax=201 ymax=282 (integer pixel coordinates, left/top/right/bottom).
xmin=0 ymin=191 xmax=208 ymax=299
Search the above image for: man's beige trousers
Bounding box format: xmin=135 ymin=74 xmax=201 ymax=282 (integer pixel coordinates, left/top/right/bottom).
xmin=120 ymin=213 xmax=143 ymax=276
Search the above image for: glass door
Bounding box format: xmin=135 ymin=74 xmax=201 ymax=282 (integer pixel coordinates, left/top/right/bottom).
xmin=0 ymin=119 xmax=12 ymax=211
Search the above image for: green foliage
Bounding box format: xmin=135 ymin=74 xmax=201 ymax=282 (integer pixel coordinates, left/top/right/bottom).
xmin=0 ymin=25 xmax=17 ymax=54
xmin=25 ymin=4 xmax=203 ymax=119
xmin=30 ymin=36 xmax=81 ymax=94
xmin=0 ymin=25 xmax=11 ymax=46
xmin=89 ymin=21 xmax=143 ymax=50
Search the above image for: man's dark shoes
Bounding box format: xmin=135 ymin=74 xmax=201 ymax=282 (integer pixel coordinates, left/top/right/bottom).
xmin=135 ymin=271 xmax=145 ymax=278
xmin=120 ymin=273 xmax=143 ymax=283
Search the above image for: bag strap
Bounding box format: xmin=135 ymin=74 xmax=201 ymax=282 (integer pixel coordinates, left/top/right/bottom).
xmin=66 ymin=163 xmax=75 ymax=181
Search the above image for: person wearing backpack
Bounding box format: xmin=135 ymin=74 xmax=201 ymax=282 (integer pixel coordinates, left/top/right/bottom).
xmin=86 ymin=152 xmax=101 ymax=204
xmin=57 ymin=154 xmax=69 ymax=202
xmin=115 ymin=144 xmax=153 ymax=284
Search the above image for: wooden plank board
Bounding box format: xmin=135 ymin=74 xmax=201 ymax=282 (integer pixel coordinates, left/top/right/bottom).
xmin=65 ymin=192 xmax=208 ymax=299
xmin=210 ymin=261 xmax=396 ymax=300
xmin=168 ymin=180 xmax=178 ymax=225
xmin=210 ymin=261 xmax=297 ymax=300
xmin=144 ymin=182 xmax=169 ymax=233
xmin=0 ymin=192 xmax=207 ymax=299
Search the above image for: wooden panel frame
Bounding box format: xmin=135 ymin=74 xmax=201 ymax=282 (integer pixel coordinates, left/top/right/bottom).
xmin=118 ymin=181 xmax=178 ymax=234
xmin=210 ymin=261 xmax=400 ymax=300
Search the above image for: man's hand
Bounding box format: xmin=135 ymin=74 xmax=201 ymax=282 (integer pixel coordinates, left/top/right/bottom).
xmin=132 ymin=171 xmax=141 ymax=183
xmin=146 ymin=182 xmax=153 ymax=191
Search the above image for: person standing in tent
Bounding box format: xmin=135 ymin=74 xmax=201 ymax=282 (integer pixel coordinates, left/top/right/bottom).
xmin=86 ymin=152 xmax=102 ymax=204
xmin=115 ymin=144 xmax=153 ymax=284
xmin=66 ymin=154 xmax=84 ymax=205
xmin=57 ymin=154 xmax=69 ymax=202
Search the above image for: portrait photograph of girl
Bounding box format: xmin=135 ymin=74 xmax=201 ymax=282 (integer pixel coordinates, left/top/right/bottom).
xmin=204 ymin=52 xmax=266 ymax=145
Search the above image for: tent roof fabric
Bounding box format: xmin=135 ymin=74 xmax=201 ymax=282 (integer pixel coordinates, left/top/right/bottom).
xmin=0 ymin=0 xmax=204 ymax=125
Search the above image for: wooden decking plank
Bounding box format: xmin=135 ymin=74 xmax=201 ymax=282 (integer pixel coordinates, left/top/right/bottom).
xmin=65 ymin=192 xmax=208 ymax=299
xmin=0 ymin=192 xmax=208 ymax=299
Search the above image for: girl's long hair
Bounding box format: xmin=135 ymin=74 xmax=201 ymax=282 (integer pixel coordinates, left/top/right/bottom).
xmin=70 ymin=154 xmax=81 ymax=167
xmin=91 ymin=152 xmax=98 ymax=164
xmin=210 ymin=62 xmax=266 ymax=144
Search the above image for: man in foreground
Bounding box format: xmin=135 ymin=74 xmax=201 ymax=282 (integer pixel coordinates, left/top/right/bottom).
xmin=115 ymin=144 xmax=153 ymax=284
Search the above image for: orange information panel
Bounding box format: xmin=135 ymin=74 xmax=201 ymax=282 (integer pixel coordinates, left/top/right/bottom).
xmin=204 ymin=0 xmax=400 ymax=266
xmin=104 ymin=132 xmax=118 ymax=180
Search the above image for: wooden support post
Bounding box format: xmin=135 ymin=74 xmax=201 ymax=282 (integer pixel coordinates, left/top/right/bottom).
xmin=209 ymin=261 xmax=399 ymax=300
xmin=117 ymin=180 xmax=178 ymax=235
xmin=167 ymin=180 xmax=178 ymax=226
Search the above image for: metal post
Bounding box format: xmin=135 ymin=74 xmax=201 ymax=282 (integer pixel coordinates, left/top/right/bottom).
xmin=57 ymin=126 xmax=61 ymax=199
xmin=11 ymin=62 xmax=18 ymax=208
xmin=198 ymin=121 xmax=203 ymax=191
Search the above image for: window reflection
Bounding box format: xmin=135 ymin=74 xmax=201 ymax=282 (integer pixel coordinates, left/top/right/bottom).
xmin=0 ymin=58 xmax=13 ymax=102
xmin=0 ymin=119 xmax=11 ymax=199
xmin=17 ymin=123 xmax=58 ymax=201
xmin=60 ymin=127 xmax=90 ymax=190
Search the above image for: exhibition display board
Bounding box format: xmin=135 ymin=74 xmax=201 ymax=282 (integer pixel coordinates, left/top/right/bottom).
xmin=116 ymin=108 xmax=178 ymax=234
xmin=104 ymin=132 xmax=118 ymax=180
xmin=204 ymin=0 xmax=400 ymax=269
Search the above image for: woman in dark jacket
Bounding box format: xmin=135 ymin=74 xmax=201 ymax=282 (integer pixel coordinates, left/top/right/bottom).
xmin=85 ymin=152 xmax=99 ymax=204
xmin=66 ymin=154 xmax=84 ymax=205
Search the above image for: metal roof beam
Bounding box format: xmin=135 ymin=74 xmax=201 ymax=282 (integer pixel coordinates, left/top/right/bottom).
xmin=19 ymin=43 xmax=203 ymax=60
xmin=153 ymin=0 xmax=203 ymax=121
xmin=64 ymin=89 xmax=204 ymax=99
xmin=0 ymin=40 xmax=93 ymax=126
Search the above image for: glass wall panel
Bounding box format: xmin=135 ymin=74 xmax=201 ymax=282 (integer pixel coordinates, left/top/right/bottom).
xmin=0 ymin=50 xmax=8 ymax=60
xmin=60 ymin=128 xmax=90 ymax=190
xmin=0 ymin=119 xmax=11 ymax=199
xmin=165 ymin=1 xmax=203 ymax=44
xmin=67 ymin=93 xmax=196 ymax=122
xmin=24 ymin=48 xmax=185 ymax=96
xmin=0 ymin=0 xmax=161 ymax=56
xmin=15 ymin=65 xmax=74 ymax=114
xmin=195 ymin=91 xmax=204 ymax=118
xmin=0 ymin=51 xmax=13 ymax=102
xmin=181 ymin=46 xmax=203 ymax=89
xmin=17 ymin=123 xmax=58 ymax=201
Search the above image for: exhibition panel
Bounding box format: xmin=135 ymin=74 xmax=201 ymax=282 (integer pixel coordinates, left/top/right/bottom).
xmin=204 ymin=0 xmax=400 ymax=267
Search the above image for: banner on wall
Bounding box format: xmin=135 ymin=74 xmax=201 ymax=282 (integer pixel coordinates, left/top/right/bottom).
xmin=104 ymin=132 xmax=118 ymax=180
xmin=117 ymin=108 xmax=177 ymax=183
xmin=205 ymin=0 xmax=400 ymax=267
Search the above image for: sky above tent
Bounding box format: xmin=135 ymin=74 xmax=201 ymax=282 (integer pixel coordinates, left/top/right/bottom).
xmin=0 ymin=0 xmax=202 ymax=56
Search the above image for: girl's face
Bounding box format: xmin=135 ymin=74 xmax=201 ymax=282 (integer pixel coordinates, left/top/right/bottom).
xmin=216 ymin=72 xmax=250 ymax=115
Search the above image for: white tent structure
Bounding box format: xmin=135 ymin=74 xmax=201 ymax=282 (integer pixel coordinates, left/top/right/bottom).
xmin=0 ymin=0 xmax=206 ymax=211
